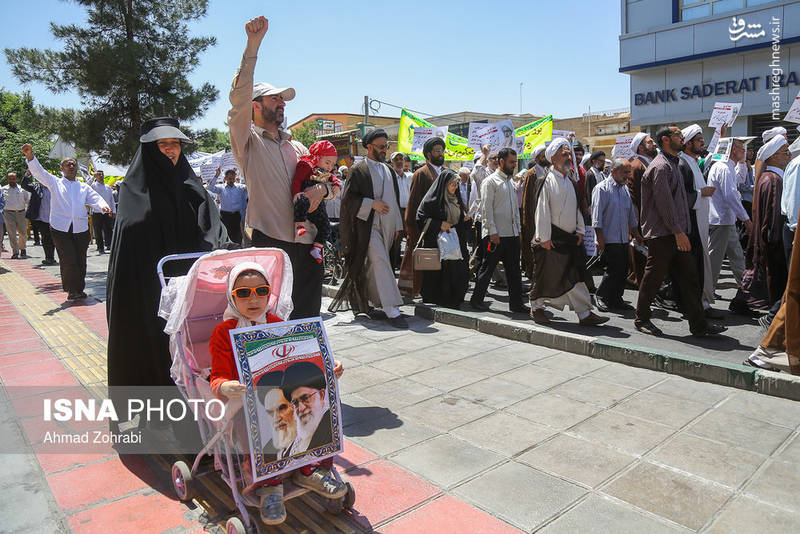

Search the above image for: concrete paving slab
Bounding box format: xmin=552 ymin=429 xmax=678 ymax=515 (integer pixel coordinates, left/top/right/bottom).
xmin=449 ymin=412 xmax=556 ymax=457
xmin=507 ymin=392 xmax=604 ymax=430
xmin=611 ymin=390 xmax=712 ymax=428
xmin=389 ymin=434 xmax=505 ymax=488
xmin=397 ymin=395 xmax=493 ymax=431
xmin=604 ymin=461 xmax=733 ymax=530
xmin=356 ymin=377 xmax=442 ymax=411
xmin=647 ymin=375 xmax=735 ymax=405
xmin=547 ymin=376 xmax=639 ymax=408
xmin=648 ymin=432 xmax=767 ymax=488
xmin=534 ymin=351 xmax=611 ymax=375
xmin=716 ymin=390 xmax=800 ymax=428
xmin=537 ymin=493 xmax=689 ymax=534
xmin=585 ymin=361 xmax=667 ymax=389
xmin=370 ymin=352 xmax=440 ymax=377
xmin=450 ymin=376 xmax=539 ymax=409
xmin=345 ymin=414 xmax=440 ymax=456
xmin=570 ymin=411 xmax=676 ymax=455
xmin=338 ymin=364 xmax=397 ymax=394
xmin=454 ymin=461 xmax=586 ymax=532
xmin=517 ymin=434 xmax=636 ymax=488
xmin=774 ymin=433 xmax=800 ymax=464
xmin=705 ymin=495 xmax=800 ymax=534
xmin=744 ymin=459 xmax=800 ymax=511
xmin=406 ymin=365 xmax=489 ymax=391
xmin=687 ymin=409 xmax=794 ymax=454
xmin=497 ymin=364 xmax=575 ymax=392
xmin=450 ymin=352 xmax=530 ymax=376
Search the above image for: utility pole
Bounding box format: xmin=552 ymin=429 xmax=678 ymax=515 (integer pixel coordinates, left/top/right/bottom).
xmin=364 ymin=95 xmax=369 ymax=126
xmin=519 ymin=82 xmax=523 ymax=115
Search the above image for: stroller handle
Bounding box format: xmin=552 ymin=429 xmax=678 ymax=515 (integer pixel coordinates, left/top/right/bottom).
xmin=157 ymin=252 xmax=208 ymax=289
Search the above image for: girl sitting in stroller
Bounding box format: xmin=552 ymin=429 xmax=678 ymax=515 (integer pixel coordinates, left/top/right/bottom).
xmin=209 ymin=261 xmax=346 ymax=525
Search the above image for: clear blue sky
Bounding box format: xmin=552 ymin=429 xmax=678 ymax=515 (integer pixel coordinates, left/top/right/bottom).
xmin=1 ymin=0 xmax=629 ymax=132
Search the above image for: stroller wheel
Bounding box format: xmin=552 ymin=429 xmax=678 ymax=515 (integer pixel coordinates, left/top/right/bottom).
xmin=343 ymin=481 xmax=356 ymax=510
xmin=225 ymin=517 xmax=247 ymax=534
xmin=324 ymin=495 xmax=344 ymax=515
xmin=171 ymin=460 xmax=193 ymax=501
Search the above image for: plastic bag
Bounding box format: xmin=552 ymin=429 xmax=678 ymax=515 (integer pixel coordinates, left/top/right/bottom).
xmin=438 ymin=229 xmax=462 ymax=261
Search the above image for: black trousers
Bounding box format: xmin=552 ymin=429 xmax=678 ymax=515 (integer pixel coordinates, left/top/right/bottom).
xmin=636 ymin=235 xmax=707 ymax=333
xmin=471 ymin=236 xmax=524 ymax=309
xmin=50 ymin=226 xmax=90 ymax=295
xmin=31 ymin=220 xmax=55 ymax=262
xmin=30 ymin=218 xmax=40 ymax=244
xmin=597 ymin=243 xmax=628 ymax=304
xmin=220 ymin=211 xmax=242 ymax=245
xmin=390 ymin=208 xmax=406 ymax=271
xmin=252 ymin=230 xmax=322 ymax=320
xmin=91 ymin=213 xmax=114 ymax=251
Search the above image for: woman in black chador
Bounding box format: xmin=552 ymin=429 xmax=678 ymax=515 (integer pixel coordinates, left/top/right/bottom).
xmin=106 ymin=118 xmax=230 ymax=428
xmin=416 ymin=169 xmax=470 ymax=309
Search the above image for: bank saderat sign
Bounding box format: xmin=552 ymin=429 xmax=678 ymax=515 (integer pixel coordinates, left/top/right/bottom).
xmin=634 ymin=72 xmax=799 ymax=106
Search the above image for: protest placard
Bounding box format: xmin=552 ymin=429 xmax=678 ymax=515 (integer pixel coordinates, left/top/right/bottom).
xmin=708 ymin=102 xmax=742 ymax=128
xmin=231 ymin=318 xmax=343 ymax=483
xmin=473 ymin=119 xmax=515 ymax=154
xmin=546 ymin=129 xmax=575 ymax=145
xmin=784 ymin=90 xmax=800 ymax=124
xmin=411 ymin=126 xmax=449 ymax=154
xmin=614 ymin=136 xmax=635 ymax=160
xmin=710 ymin=137 xmax=732 ymax=163
xmin=467 ymin=122 xmax=489 ymax=151
xmin=200 ymin=163 xmax=217 ymax=183
xmin=220 ymin=152 xmax=238 ymax=172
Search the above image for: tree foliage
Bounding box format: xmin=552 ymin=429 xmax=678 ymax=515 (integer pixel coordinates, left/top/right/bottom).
xmin=5 ymin=0 xmax=219 ymax=164
xmin=0 ymin=89 xmax=64 ymax=183
xmin=188 ymin=127 xmax=230 ymax=153
xmin=291 ymin=121 xmax=318 ymax=148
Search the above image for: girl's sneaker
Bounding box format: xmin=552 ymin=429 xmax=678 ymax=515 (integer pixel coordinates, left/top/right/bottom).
xmin=310 ymin=242 xmax=323 ymax=264
xmin=257 ymin=484 xmax=286 ymax=525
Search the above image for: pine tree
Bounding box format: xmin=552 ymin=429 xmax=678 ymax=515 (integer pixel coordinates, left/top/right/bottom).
xmin=5 ymin=0 xmax=218 ymax=163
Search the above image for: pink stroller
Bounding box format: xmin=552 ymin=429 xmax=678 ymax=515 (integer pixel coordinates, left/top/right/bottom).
xmin=157 ymin=248 xmax=355 ymax=534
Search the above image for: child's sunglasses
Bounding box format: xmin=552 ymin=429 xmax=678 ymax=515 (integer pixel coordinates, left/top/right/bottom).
xmin=232 ymin=285 xmax=271 ymax=299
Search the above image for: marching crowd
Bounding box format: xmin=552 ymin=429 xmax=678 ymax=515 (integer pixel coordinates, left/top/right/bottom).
xmin=3 ymin=13 xmax=799 ymax=527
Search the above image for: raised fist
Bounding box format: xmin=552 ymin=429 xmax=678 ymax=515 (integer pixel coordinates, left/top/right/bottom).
xmin=21 ymin=143 xmax=34 ymax=160
xmin=245 ymin=16 xmax=268 ymax=40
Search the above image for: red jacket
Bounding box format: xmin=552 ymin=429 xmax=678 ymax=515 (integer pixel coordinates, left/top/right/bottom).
xmin=209 ymin=314 xmax=283 ymax=398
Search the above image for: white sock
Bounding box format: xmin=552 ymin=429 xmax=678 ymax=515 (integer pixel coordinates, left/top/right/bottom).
xmin=384 ymin=306 xmax=401 ymax=319
xmin=577 ymin=309 xmax=591 ymax=320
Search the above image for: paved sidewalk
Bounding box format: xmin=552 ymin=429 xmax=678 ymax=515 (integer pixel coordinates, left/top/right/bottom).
xmin=3 ymin=241 xmax=800 ymax=532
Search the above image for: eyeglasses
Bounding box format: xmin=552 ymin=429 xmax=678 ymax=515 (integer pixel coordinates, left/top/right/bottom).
xmin=291 ymin=389 xmax=322 ymax=408
xmin=232 ymin=285 xmax=271 ymax=299
xmin=373 ymin=143 xmax=390 ymax=150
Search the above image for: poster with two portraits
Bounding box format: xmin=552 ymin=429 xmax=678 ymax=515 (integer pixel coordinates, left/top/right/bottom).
xmin=231 ymin=318 xmax=343 ymax=483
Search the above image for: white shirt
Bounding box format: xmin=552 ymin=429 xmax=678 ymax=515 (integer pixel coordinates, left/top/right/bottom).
xmin=3 ymin=185 xmax=30 ymax=211
xmin=395 ymin=170 xmax=413 ymax=208
xmin=90 ymin=180 xmax=117 ymax=214
xmin=708 ymin=159 xmax=750 ymax=226
xmin=26 ymin=157 xmax=109 ymax=233
xmin=206 ymin=175 xmax=248 ymax=213
xmin=480 ymin=169 xmax=520 ymax=238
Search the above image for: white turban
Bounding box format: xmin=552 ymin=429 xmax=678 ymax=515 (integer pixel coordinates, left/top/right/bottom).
xmin=756 ymin=135 xmax=788 ymax=162
xmin=545 ymin=137 xmax=569 ymax=162
xmin=681 ymin=124 xmax=702 ymax=145
xmin=580 ymin=153 xmax=591 ymax=166
xmin=630 ymin=132 xmax=648 ymax=155
xmin=762 ymin=126 xmax=787 ymax=143
xmin=532 ymin=144 xmax=546 ymax=159
xmin=458 ymin=166 xmax=471 ymax=175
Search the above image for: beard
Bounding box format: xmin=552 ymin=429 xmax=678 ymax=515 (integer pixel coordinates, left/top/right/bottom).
xmin=295 ymin=397 xmax=326 ymax=442
xmin=430 ymin=154 xmax=445 ymax=166
xmin=261 ymin=105 xmax=284 ymax=125
xmin=642 ymin=146 xmax=657 ymax=158
xmin=273 ymin=420 xmax=296 ymax=450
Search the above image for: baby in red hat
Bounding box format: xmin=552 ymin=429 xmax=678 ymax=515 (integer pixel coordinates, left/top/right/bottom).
xmin=292 ymin=140 xmax=341 ymax=263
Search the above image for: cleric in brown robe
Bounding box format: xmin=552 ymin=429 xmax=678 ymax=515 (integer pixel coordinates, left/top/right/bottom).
xmin=398 ymin=137 xmax=445 ymax=298
xmin=627 ymin=132 xmax=657 ymax=288
xmin=734 ymin=136 xmax=791 ymax=309
xmin=521 ymin=144 xmax=548 ymax=279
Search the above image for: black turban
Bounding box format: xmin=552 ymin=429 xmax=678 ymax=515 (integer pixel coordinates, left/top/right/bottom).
xmin=281 ymin=361 xmax=326 ymax=401
xmin=423 ymin=136 xmax=446 ymax=158
xmin=257 ymin=370 xmax=284 ymax=405
xmin=589 ymin=150 xmax=606 ymax=162
xmin=362 ymin=128 xmax=388 ymax=148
